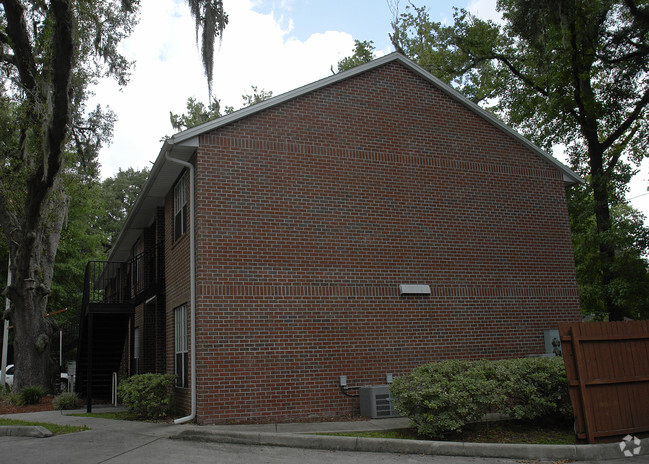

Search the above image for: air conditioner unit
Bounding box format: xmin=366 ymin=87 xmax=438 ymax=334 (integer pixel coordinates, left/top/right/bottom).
xmin=359 ymin=385 xmax=399 ymax=419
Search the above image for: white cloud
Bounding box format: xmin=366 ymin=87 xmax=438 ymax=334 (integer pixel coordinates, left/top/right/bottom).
xmin=93 ymin=0 xmax=354 ymax=178
xmin=466 ymin=0 xmax=502 ymax=23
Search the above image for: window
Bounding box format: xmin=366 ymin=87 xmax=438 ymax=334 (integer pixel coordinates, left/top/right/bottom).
xmin=133 ymin=327 xmax=140 ymax=375
xmin=173 ymin=174 xmax=187 ymax=241
xmin=132 ymin=238 xmax=143 ymax=292
xmin=174 ymin=304 xmax=188 ymax=388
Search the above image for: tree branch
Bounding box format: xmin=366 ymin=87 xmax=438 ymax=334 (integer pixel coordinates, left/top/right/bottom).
xmin=624 ymin=0 xmax=649 ymax=25
xmin=601 ymin=85 xmax=649 ymax=157
xmin=490 ymin=53 xmax=549 ymax=98
xmin=43 ymin=0 xmax=74 ymax=184
xmin=1 ymin=0 xmax=38 ymax=92
xmin=23 ymin=0 xmax=75 ymax=233
xmin=604 ymin=124 xmax=639 ymax=178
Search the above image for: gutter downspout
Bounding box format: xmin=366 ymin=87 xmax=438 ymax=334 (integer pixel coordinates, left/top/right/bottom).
xmin=165 ymin=146 xmax=197 ymax=425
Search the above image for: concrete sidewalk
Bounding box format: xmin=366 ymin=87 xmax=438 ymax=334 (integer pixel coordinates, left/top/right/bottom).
xmin=2 ymin=407 xmax=648 ymax=462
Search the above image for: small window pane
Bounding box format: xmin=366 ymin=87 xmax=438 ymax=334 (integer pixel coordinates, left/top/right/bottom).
xmin=174 ymin=304 xmax=188 ymax=388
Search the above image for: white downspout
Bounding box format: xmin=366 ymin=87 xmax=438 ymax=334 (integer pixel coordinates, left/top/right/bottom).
xmin=166 ymin=147 xmax=197 ymax=425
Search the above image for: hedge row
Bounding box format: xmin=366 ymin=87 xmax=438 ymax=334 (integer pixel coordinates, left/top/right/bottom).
xmin=390 ymin=357 xmax=572 ymax=438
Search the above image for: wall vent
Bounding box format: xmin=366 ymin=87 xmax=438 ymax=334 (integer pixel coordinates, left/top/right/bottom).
xmin=359 ymin=385 xmax=399 ymax=419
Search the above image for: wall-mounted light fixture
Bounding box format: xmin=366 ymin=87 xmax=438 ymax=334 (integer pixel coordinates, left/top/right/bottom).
xmin=386 ymin=373 xmax=393 ymax=384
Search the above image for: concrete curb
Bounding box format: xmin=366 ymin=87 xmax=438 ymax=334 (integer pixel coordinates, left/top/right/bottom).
xmin=0 ymin=426 xmax=52 ymax=438
xmin=172 ymin=429 xmax=649 ymax=461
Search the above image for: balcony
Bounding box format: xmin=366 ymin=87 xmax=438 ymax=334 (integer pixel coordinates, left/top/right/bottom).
xmin=82 ymin=243 xmax=164 ymax=313
xmin=78 ymin=243 xmax=164 ymax=408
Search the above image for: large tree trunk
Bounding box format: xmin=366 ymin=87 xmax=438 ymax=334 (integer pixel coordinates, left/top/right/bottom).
xmin=8 ymin=183 xmax=68 ymax=390
xmin=589 ymin=144 xmax=624 ymax=321
xmin=0 ymin=0 xmax=74 ymax=391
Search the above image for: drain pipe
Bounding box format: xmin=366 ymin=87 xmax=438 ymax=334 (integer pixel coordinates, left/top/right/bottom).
xmin=166 ymin=146 xmax=197 ymax=425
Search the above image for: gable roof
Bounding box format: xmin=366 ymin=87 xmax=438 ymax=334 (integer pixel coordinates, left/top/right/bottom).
xmin=108 ymin=52 xmax=581 ymax=262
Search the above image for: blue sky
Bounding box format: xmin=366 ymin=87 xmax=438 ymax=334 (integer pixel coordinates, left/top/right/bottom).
xmin=251 ymin=1 xmax=405 ymax=51
xmin=250 ymin=0 xmax=491 ymax=51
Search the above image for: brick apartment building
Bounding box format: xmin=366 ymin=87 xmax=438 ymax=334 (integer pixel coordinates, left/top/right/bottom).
xmin=78 ymin=53 xmax=582 ymax=424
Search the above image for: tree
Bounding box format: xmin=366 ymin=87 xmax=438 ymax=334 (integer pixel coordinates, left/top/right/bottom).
xmin=568 ymin=172 xmax=649 ymax=320
xmin=170 ymin=97 xmax=225 ymax=132
xmin=392 ymin=0 xmax=649 ymax=320
xmin=49 ymin=163 xmax=149 ymax=362
xmin=241 ymin=85 xmax=273 ymax=107
xmin=48 ymin=154 xmax=107 ymax=362
xmin=0 ymin=0 xmax=139 ymax=390
xmin=1 ymin=0 xmax=229 ymax=390
xmin=336 ymin=40 xmax=376 ymax=73
xmin=170 ymin=86 xmax=273 ymax=132
xmin=98 ymin=167 xmax=150 ymax=250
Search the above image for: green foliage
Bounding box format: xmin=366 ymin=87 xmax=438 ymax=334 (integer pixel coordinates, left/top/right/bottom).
xmin=390 ymin=357 xmax=571 ymax=438
xmin=52 ymin=392 xmax=81 ymax=410
xmin=0 ymin=0 xmax=140 ymax=390
xmin=170 ymin=86 xmax=273 ymax=132
xmin=568 ymin=177 xmax=649 ymax=320
xmin=496 ymin=358 xmax=572 ymax=421
xmin=170 ymin=97 xmax=224 ymax=132
xmin=48 ymin=163 xmax=150 ymax=364
xmin=98 ymin=167 xmax=151 ymax=250
xmin=118 ymin=374 xmax=175 ymax=419
xmin=241 ymin=85 xmax=273 ymax=107
xmin=337 ymin=40 xmax=376 ymax=72
xmin=15 ymin=385 xmax=47 ymax=406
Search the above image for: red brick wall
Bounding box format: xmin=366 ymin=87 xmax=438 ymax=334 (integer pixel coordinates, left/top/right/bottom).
xmin=164 ymin=171 xmax=192 ymax=413
xmin=179 ymin=61 xmax=579 ymax=423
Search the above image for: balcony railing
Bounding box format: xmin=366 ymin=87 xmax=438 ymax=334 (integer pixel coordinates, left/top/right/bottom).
xmin=82 ymin=243 xmax=164 ymax=312
xmin=84 ymin=261 xmax=130 ymax=306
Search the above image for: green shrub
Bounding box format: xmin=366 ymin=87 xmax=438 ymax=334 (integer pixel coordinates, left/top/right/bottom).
xmin=53 ymin=392 xmax=81 ymax=410
xmin=16 ymin=385 xmax=47 ymax=406
xmin=6 ymin=393 xmax=21 ymax=406
xmin=118 ymin=373 xmax=175 ymax=419
xmin=496 ymin=357 xmax=572 ymax=421
xmin=390 ymin=357 xmax=571 ymax=439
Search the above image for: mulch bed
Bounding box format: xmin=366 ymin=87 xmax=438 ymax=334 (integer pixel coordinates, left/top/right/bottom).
xmin=0 ymin=395 xmax=56 ymax=415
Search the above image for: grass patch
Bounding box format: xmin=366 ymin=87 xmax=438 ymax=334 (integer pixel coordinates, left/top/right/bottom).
xmin=324 ymin=420 xmax=576 ymax=445
xmin=0 ymin=418 xmax=89 ymax=435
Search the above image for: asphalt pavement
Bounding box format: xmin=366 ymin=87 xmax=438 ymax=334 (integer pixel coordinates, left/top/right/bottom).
xmin=1 ymin=406 xmax=648 ymax=464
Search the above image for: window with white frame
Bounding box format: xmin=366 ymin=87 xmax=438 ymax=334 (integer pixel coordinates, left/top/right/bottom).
xmin=173 ymin=173 xmax=187 ymax=242
xmin=174 ymin=304 xmax=188 ymax=388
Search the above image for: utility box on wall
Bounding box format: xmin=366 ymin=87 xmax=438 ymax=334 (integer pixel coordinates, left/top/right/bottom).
xmin=359 ymin=385 xmax=399 ymax=419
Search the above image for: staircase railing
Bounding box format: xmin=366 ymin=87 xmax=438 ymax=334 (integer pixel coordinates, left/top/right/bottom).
xmin=83 ymin=261 xmax=130 ymax=307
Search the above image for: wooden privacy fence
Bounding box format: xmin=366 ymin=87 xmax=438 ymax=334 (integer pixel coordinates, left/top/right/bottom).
xmin=559 ymin=321 xmax=649 ymax=443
